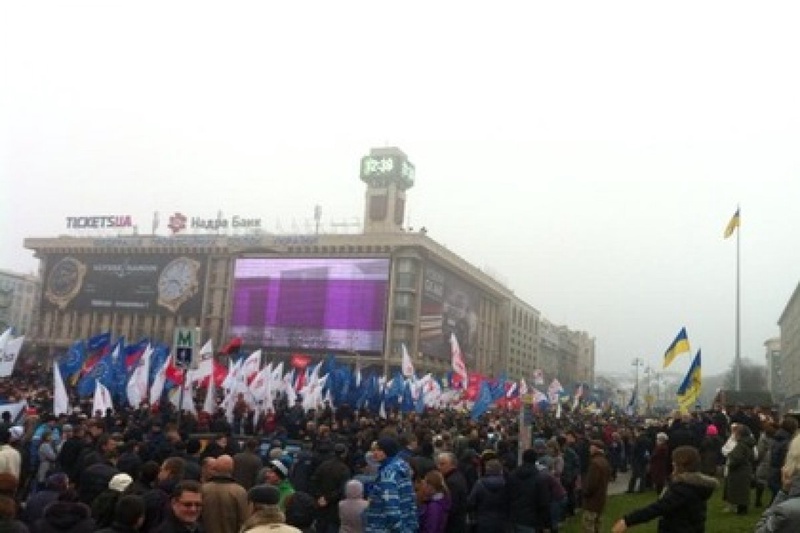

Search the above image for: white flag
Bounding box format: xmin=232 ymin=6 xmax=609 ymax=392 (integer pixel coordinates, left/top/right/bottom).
xmin=93 ymin=381 xmax=114 ymax=415
xmin=0 ymin=328 xmax=11 ymax=353
xmin=0 ymin=335 xmax=24 ymax=377
xmin=401 ymin=343 xmax=415 ymax=378
xmin=187 ymin=339 xmax=214 ymax=383
xmin=240 ymin=350 xmax=262 ymax=380
xmin=149 ymin=354 xmax=170 ymax=405
xmin=449 ymin=333 xmax=468 ymax=385
xmin=53 ymin=363 xmax=70 ymax=416
xmin=202 ymin=372 xmax=217 ymax=414
xmin=126 ymin=344 xmax=153 ymax=408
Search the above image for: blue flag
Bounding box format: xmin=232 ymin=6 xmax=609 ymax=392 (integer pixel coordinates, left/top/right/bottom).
xmin=59 ymin=340 xmax=86 ymax=380
xmin=77 ymin=348 xmax=115 ymax=397
xmin=400 ymin=381 xmax=415 ymax=413
xmin=470 ymin=381 xmax=493 ymax=421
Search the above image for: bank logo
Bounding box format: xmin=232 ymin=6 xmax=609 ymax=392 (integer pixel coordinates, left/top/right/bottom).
xmin=168 ymin=212 xmax=187 ymax=234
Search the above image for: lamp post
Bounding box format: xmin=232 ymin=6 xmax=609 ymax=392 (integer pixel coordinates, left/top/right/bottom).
xmin=632 ymin=357 xmax=644 ymax=414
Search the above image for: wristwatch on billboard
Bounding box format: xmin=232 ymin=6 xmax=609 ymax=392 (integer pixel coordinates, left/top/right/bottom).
xmin=157 ymin=256 xmax=201 ymax=313
xmin=45 ymin=256 xmax=87 ymax=310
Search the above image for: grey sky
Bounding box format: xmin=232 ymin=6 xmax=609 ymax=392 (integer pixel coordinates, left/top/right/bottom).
xmin=2 ymin=2 xmax=799 ymax=379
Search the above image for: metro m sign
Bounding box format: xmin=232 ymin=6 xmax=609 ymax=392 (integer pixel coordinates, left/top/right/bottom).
xmin=173 ymin=327 xmax=200 ymax=369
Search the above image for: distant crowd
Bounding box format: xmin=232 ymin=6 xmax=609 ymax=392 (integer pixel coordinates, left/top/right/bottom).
xmin=0 ymin=361 xmax=798 ymax=532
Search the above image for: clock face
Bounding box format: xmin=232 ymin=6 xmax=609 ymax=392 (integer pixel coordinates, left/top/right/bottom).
xmin=157 ymin=257 xmax=200 ymax=311
xmin=46 ymin=257 xmax=86 ymax=308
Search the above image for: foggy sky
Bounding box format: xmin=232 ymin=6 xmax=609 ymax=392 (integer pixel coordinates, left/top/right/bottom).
xmin=2 ymin=2 xmax=799 ymax=380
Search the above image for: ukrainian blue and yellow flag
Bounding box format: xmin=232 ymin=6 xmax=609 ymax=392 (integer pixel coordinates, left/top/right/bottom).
xmin=677 ymin=350 xmax=702 ymax=412
xmin=724 ymin=208 xmax=740 ymax=239
xmin=663 ymin=327 xmax=690 ymax=368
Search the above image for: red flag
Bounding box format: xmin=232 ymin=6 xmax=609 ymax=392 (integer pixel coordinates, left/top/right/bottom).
xmin=220 ymin=337 xmax=242 ymax=355
xmin=450 ymin=333 xmax=468 ymax=385
xmin=165 ymin=356 xmax=185 ymax=385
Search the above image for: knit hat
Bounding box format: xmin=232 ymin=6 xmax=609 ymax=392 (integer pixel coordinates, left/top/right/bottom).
xmin=8 ymin=427 xmax=23 ymax=442
xmin=706 ymin=425 xmax=718 ymax=436
xmin=269 ymin=459 xmax=289 ymax=478
xmin=656 ymin=432 xmax=669 ymax=442
xmin=248 ymin=484 xmax=281 ymax=505
xmin=376 ymin=437 xmax=400 ymax=458
xmin=589 ymin=439 xmax=606 ymax=451
xmin=109 ymin=473 xmax=133 ymax=492
xmin=533 ymin=438 xmax=547 ymax=452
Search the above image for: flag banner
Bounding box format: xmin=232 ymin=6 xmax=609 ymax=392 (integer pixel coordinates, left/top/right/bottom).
xmin=53 ymin=363 xmax=70 ymax=416
xmin=0 ymin=335 xmax=24 ymax=377
xmin=450 ymin=333 xmax=468 ymax=386
xmin=663 ymin=327 xmax=691 ymax=368
xmin=401 ymin=343 xmax=415 ymax=378
xmin=93 ymin=381 xmax=114 ymax=415
xmin=59 ymin=340 xmax=86 ymax=381
xmin=126 ymin=344 xmax=153 ymax=408
xmin=724 ymin=208 xmax=740 ymax=238
xmin=676 ymin=349 xmax=702 ymax=410
xmin=533 ymin=369 xmax=544 ymax=386
xmin=470 ymin=380 xmax=493 ymax=421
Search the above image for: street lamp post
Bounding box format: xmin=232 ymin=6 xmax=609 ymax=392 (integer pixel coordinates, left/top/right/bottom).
xmin=632 ymin=358 xmax=644 ymax=414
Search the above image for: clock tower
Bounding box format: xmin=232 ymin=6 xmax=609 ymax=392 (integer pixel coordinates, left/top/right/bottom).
xmin=360 ymin=147 xmax=415 ymax=234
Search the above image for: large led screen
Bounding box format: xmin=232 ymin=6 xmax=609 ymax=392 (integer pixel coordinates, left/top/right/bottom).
xmin=230 ymin=258 xmax=390 ymax=353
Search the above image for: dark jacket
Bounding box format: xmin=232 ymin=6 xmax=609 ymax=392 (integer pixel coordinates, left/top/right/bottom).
xmin=726 ymin=434 xmax=756 ymax=506
xmin=31 ymin=501 xmax=96 ymax=533
xmin=96 ymin=523 xmax=142 ymax=533
xmin=624 ymin=471 xmax=719 ymax=532
xmin=467 ymin=474 xmax=508 ymax=532
xmin=310 ymin=455 xmax=352 ymax=526
xmin=506 ymin=462 xmax=551 ymax=529
xmin=151 ymin=510 xmax=205 ymax=533
xmin=22 ymin=489 xmax=61 ymax=524
xmin=77 ymin=460 xmax=119 ymax=505
xmin=582 ymin=450 xmax=612 ymax=514
xmin=443 ymin=468 xmax=469 ymax=533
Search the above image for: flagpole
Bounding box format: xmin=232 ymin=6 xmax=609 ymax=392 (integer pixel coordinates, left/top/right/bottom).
xmin=735 ymin=208 xmax=741 ymax=391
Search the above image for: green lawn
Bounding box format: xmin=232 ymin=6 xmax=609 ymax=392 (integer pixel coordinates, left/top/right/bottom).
xmin=561 ymin=488 xmax=763 ymax=532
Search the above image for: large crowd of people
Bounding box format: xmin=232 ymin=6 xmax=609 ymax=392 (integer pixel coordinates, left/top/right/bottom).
xmin=0 ymin=361 xmax=797 ymax=532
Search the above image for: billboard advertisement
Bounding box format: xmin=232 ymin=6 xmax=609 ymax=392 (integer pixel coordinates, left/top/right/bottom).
xmin=230 ymin=258 xmax=390 ymax=354
xmin=42 ymin=253 xmax=206 ymax=316
xmin=420 ymin=263 xmax=480 ymax=362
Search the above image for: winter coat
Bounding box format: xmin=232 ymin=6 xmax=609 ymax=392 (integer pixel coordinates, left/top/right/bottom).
xmin=755 ymin=475 xmax=800 ymax=533
xmin=310 ymin=456 xmax=351 ymax=526
xmin=201 ymin=475 xmax=249 ymax=533
xmin=467 ymin=474 xmax=509 ymax=533
xmin=698 ymin=436 xmax=722 ymax=476
xmin=623 ymin=471 xmax=719 ymax=533
xmin=506 ymin=462 xmax=551 ymax=529
xmin=724 ymin=434 xmax=756 ymax=507
xmin=582 ymin=450 xmax=612 ymax=514
xmin=0 ymin=519 xmax=28 ymax=533
xmin=756 ymin=434 xmax=774 ymax=484
xmin=770 ymin=429 xmax=793 ymax=489
xmin=22 ymin=489 xmax=61 ymax=524
xmin=363 ymin=455 xmax=418 ymax=533
xmin=419 ymin=493 xmax=451 ymax=533
xmin=31 ymin=501 xmax=97 ymax=533
xmin=339 ymin=481 xmax=368 ymax=533
xmin=241 ymin=507 xmax=300 ymax=533
xmin=442 ymin=468 xmax=468 ymax=533
xmin=649 ymin=443 xmax=671 ymax=489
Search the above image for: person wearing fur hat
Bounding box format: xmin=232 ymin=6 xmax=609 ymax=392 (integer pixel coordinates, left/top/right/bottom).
xmin=363 ymin=437 xmax=418 ymax=533
xmin=612 ymin=445 xmax=719 ymax=533
xmin=241 ymin=484 xmax=301 ymax=533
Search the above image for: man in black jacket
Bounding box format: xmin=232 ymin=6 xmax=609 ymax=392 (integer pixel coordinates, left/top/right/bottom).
xmin=506 ymin=448 xmax=552 ymax=532
xmin=437 ymin=451 xmax=469 ymax=533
